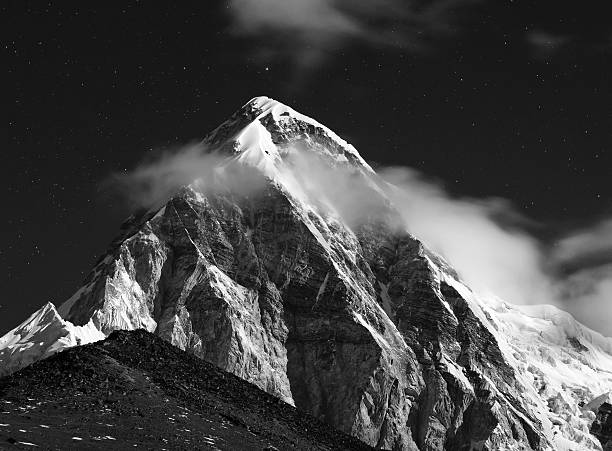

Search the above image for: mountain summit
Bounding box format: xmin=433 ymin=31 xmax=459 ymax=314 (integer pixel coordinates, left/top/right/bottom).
xmin=1 ymin=97 xmax=611 ymax=450
xmin=205 ymin=96 xmax=374 ymax=170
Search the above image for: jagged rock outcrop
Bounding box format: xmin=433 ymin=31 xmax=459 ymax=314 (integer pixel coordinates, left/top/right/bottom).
xmin=2 ymin=97 xmax=612 ymax=450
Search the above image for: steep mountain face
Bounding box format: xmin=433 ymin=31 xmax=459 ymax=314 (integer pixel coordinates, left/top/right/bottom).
xmin=1 ymin=97 xmax=611 ymax=450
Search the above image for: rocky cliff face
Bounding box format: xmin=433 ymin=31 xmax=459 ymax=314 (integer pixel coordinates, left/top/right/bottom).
xmin=591 ymin=402 xmax=612 ymax=450
xmin=2 ymin=97 xmax=612 ymax=450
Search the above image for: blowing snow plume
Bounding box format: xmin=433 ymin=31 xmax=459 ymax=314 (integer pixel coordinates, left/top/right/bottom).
xmin=108 ymin=141 xmax=612 ymax=337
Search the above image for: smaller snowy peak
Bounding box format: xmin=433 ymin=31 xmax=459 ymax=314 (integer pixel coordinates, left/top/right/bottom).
xmin=0 ymin=302 xmax=104 ymax=376
xmin=0 ymin=302 xmax=62 ymax=349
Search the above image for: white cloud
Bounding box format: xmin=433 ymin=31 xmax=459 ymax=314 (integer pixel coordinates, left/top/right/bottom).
xmin=104 ymin=143 xmax=269 ymax=208
xmin=380 ymin=167 xmax=554 ymax=306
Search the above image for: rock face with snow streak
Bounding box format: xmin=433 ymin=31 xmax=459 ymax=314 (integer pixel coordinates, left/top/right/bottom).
xmin=2 ymin=97 xmax=612 ymax=450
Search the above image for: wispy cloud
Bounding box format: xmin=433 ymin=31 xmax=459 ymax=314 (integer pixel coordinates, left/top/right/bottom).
xmin=227 ymin=0 xmax=479 ymax=67
xmin=556 ymin=264 xmax=612 ymax=338
xmin=553 ymin=219 xmax=612 ymax=269
xmin=526 ymin=30 xmax=572 ymax=60
xmin=550 ymin=220 xmax=612 ymax=336
xmin=102 ymin=143 xmax=269 ymax=208
xmin=380 ymin=168 xmax=553 ymax=306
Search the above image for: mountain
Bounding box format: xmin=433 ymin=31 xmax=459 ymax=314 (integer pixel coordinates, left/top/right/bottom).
xmin=0 ymin=329 xmax=372 ymax=450
xmin=1 ymin=96 xmax=612 ymax=450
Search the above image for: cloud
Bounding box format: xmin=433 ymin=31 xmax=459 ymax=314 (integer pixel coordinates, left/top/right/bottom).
xmin=109 ymin=144 xmax=612 ymax=336
xmin=278 ymin=149 xmax=398 ymax=228
xmin=526 ymin=30 xmax=572 ymax=60
xmin=229 ymin=0 xmax=360 ymax=38
xmin=552 ymin=219 xmax=612 ymax=271
xmin=557 ymin=265 xmax=612 ymax=338
xmin=379 ymin=168 xmax=554 ymax=306
xmin=103 ymin=143 xmax=269 ymax=208
xmin=227 ymin=0 xmax=478 ymax=67
xmin=550 ymin=220 xmax=612 ymax=335
xmin=381 ymin=168 xmax=612 ymax=336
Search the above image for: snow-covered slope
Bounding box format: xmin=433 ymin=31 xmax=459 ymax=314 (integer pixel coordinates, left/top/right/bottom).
xmin=489 ymin=302 xmax=612 ymax=450
xmin=435 ymin=266 xmax=612 ymax=450
xmin=1 ymin=96 xmax=611 ymax=450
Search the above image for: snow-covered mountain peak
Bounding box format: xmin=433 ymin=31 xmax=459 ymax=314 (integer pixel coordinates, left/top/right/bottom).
xmin=2 ymin=97 xmax=612 ymax=450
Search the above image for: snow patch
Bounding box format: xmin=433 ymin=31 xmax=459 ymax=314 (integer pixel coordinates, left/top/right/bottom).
xmin=353 ymin=312 xmax=390 ymax=350
xmin=378 ymin=282 xmax=392 ymax=318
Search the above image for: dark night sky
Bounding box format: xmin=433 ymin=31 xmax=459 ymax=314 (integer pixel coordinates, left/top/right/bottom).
xmin=2 ymin=1 xmax=611 ymax=335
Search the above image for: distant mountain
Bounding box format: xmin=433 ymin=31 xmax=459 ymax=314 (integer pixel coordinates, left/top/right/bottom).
xmin=0 ymin=329 xmax=372 ymax=450
xmin=1 ymin=97 xmax=611 ymax=450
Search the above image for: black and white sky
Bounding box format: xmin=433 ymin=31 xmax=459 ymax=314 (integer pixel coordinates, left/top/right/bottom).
xmin=2 ymin=1 xmax=611 ymax=335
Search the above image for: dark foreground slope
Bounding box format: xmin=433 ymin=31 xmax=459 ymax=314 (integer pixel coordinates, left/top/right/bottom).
xmin=0 ymin=330 xmax=372 ymax=450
